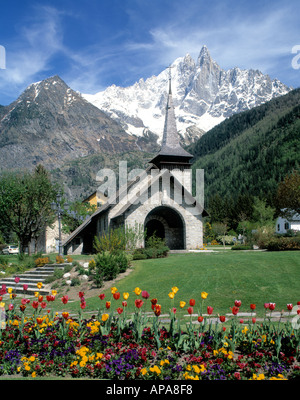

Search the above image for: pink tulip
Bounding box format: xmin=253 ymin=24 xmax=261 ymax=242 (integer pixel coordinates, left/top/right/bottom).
xmin=23 ymin=284 xmax=28 ymax=291
xmin=14 ymin=276 xmax=20 ymax=283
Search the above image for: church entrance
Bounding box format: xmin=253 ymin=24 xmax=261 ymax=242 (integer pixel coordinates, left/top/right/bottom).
xmin=144 ymin=206 xmax=185 ymax=250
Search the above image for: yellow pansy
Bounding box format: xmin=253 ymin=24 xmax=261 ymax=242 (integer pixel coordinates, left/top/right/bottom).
xmin=150 ymin=365 xmax=161 ymax=375
xmin=31 ymin=372 xmax=36 ymax=378
xmin=140 ymin=368 xmax=148 ymax=375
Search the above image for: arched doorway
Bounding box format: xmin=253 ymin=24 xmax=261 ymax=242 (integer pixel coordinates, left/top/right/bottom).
xmin=144 ymin=206 xmax=185 ymax=250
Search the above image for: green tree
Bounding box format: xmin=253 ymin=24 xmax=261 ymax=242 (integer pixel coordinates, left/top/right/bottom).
xmin=0 ymin=165 xmax=57 ymax=254
xmin=276 ymin=170 xmax=300 ymax=216
xmin=62 ymin=200 xmax=97 ymax=234
xmin=252 ymin=197 xmax=275 ymax=227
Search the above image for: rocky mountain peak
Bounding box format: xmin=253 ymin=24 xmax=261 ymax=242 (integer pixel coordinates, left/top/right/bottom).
xmin=83 ymin=46 xmax=292 ymax=143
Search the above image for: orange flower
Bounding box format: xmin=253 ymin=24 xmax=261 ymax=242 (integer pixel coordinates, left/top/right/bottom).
xmin=62 ymin=312 xmax=69 ymax=320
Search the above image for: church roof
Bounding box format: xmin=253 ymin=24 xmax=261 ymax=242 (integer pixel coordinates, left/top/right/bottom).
xmin=150 ymin=77 xmax=193 ymax=164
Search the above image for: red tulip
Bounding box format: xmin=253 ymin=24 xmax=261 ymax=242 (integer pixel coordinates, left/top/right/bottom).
xmin=151 ymin=298 xmax=158 ymax=305
xmin=80 ymin=302 xmax=86 ymax=309
xmin=135 ymin=299 xmax=144 ymax=309
xmin=250 ymin=304 xmax=256 ymax=310
xmin=187 ymin=306 xmax=193 ymax=315
xmin=219 ymin=315 xmax=226 ymax=323
xmin=264 ymin=303 xmax=269 ymax=309
xmin=239 ymin=319 xmax=244 ymax=324
xmin=105 ymin=301 xmax=111 ymax=309
xmin=113 ymin=292 xmax=120 ymax=300
xmin=61 ymin=295 xmax=69 ymax=304
xmin=99 ymin=293 xmax=105 ymax=300
xmin=198 ymin=315 xmax=204 ymax=323
xmin=287 ymin=303 xmax=293 ymax=311
xmin=207 ymin=306 xmax=213 ymax=315
xmin=122 ymin=301 xmax=127 ymax=307
xmin=252 ymin=317 xmax=256 ymax=324
xmin=78 ymin=291 xmax=85 ymax=298
xmin=269 ymin=303 xmax=276 ymax=311
xmin=231 ymin=306 xmax=239 ymax=315
xmin=234 ymin=300 xmax=242 ymax=307
xmin=8 ymin=304 xmax=14 ymax=311
xmin=40 ymin=302 xmax=47 ymax=309
xmin=117 ymin=307 xmax=123 ymax=314
xmin=154 ymin=304 xmax=161 ymax=316
xmin=32 ymin=301 xmax=39 ymax=309
xmin=141 ymin=290 xmax=150 ymax=299
xmin=189 ymin=299 xmax=196 ymax=306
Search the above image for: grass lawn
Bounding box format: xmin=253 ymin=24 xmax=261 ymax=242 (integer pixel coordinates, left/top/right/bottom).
xmin=52 ymin=250 xmax=300 ymax=319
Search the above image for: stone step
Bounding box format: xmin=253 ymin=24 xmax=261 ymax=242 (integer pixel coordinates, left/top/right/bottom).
xmin=0 ymin=263 xmax=71 ymax=296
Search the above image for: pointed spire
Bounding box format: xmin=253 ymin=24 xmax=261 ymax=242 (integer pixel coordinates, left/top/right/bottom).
xmin=149 ymin=69 xmax=193 ymax=168
xmin=159 ymin=71 xmax=192 ymax=158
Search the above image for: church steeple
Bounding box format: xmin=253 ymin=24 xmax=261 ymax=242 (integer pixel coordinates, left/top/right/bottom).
xmin=150 ymin=69 xmax=193 ymax=170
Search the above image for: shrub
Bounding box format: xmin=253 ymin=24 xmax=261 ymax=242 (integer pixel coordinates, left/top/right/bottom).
xmin=231 ymin=244 xmax=253 ymax=250
xmin=71 ymin=277 xmax=81 ymax=286
xmin=56 ymin=255 xmax=64 ymax=264
xmin=265 ymin=236 xmax=300 ymax=251
xmin=34 ymin=257 xmax=50 ymax=268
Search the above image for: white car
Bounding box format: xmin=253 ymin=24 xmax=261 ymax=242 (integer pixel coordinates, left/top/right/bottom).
xmin=2 ymin=245 xmax=19 ymax=255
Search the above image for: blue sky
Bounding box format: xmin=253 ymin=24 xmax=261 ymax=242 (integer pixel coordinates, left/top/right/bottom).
xmin=0 ymin=0 xmax=299 ymax=105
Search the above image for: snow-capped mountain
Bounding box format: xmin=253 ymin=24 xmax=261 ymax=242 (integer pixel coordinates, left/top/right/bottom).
xmin=83 ymin=46 xmax=291 ymax=145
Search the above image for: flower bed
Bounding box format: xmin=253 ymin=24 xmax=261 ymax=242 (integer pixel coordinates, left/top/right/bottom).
xmin=0 ymin=282 xmax=299 ymax=380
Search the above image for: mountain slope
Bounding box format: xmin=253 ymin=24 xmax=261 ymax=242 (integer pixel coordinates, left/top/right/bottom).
xmin=83 ymin=46 xmax=291 ymax=145
xmin=0 ymin=76 xmax=139 ymax=171
xmin=189 ymin=88 xmax=300 ymax=202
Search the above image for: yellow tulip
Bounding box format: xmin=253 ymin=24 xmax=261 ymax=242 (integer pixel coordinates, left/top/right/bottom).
xmin=123 ymin=292 xmax=129 ymax=300
xmin=0 ymin=302 xmax=5 ymax=308
xmin=179 ymin=301 xmax=186 ymax=308
xmin=111 ymin=286 xmax=118 ymax=294
xmin=52 ymin=290 xmax=57 ymax=296
xmin=134 ymin=287 xmax=141 ymax=296
xmin=168 ymin=292 xmax=175 ymax=299
xmin=172 ymin=286 xmax=179 ymax=294
xmin=101 ymin=313 xmax=109 ymax=322
xmin=7 ymin=287 xmax=13 ymax=294
xmin=37 ymin=282 xmax=43 ymax=289
xmin=201 ymin=291 xmax=208 ymax=299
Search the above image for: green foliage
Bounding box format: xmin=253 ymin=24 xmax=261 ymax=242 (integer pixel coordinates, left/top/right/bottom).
xmin=265 ymin=236 xmax=300 ymax=251
xmin=231 ymin=244 xmax=253 ymax=250
xmin=93 ymin=223 xmax=145 ymax=253
xmin=62 ymin=200 xmax=97 ymax=234
xmin=0 ymin=165 xmax=57 ymax=253
xmin=276 ymin=170 xmax=300 ymax=215
xmin=133 ymin=234 xmax=169 ymax=259
xmin=190 ymin=89 xmax=300 ymax=206
xmin=91 ymin=250 xmax=130 ymax=287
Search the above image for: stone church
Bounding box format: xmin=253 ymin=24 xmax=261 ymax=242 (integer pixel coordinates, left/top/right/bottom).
xmin=63 ymin=78 xmax=206 ymax=255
